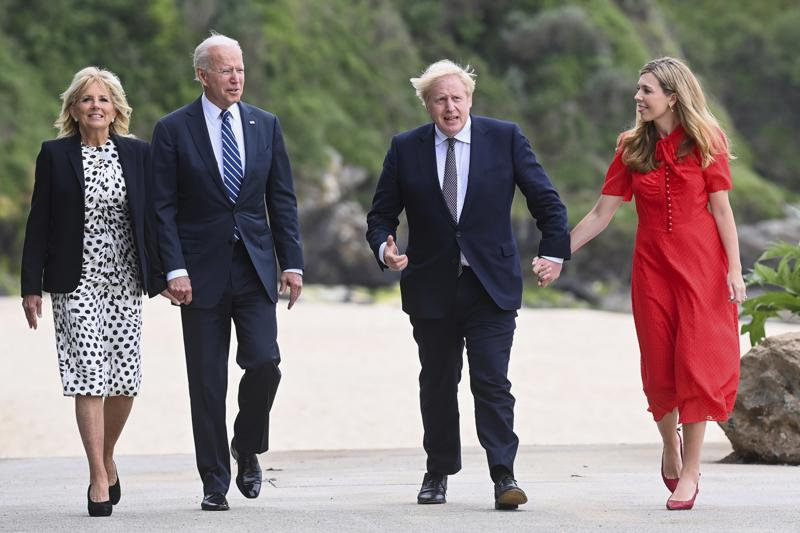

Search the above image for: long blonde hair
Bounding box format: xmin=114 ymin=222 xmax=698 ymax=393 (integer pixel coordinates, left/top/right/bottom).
xmin=620 ymin=57 xmax=730 ymax=172
xmin=54 ymin=66 xmax=133 ymax=138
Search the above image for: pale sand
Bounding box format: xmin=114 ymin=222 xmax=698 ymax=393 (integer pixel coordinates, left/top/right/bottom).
xmin=1 ymin=296 xmax=795 ymax=458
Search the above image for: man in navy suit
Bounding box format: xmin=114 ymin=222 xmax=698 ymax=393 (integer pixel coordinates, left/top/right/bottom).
xmin=366 ymin=60 xmax=570 ymax=510
xmin=151 ymin=33 xmax=303 ymax=511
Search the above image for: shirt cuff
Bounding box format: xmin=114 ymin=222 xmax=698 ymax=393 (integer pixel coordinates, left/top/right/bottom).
xmin=541 ymin=256 xmax=564 ymax=264
xmin=378 ymin=242 xmax=388 ymax=266
xmin=283 ymin=269 xmax=303 ymax=276
xmin=166 ymin=269 xmax=189 ymax=281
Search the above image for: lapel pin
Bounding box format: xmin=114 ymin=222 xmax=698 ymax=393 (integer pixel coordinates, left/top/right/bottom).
xmin=249 ymin=120 xmax=255 ymax=125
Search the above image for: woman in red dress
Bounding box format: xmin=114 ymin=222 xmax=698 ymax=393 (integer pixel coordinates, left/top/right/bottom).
xmin=537 ymin=57 xmax=746 ymax=510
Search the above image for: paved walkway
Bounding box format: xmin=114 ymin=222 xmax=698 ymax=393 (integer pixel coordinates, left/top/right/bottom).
xmin=1 ymin=444 xmax=798 ymax=532
xmin=2 ymin=299 xmax=797 ymax=531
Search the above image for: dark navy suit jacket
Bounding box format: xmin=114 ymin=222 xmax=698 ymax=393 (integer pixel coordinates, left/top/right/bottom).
xmin=151 ymin=97 xmax=303 ymax=308
xmin=367 ymin=115 xmax=570 ymax=319
xmin=21 ymin=133 xmax=160 ymax=296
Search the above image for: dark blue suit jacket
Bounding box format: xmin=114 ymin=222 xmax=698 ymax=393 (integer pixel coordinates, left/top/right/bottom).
xmin=366 ymin=115 xmax=570 ymax=319
xmin=151 ymin=97 xmax=303 ymax=308
xmin=21 ymin=134 xmax=160 ymax=296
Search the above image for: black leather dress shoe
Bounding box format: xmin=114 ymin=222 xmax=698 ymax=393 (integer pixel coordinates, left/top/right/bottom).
xmin=87 ymin=485 xmax=113 ymax=517
xmin=494 ymin=475 xmax=528 ymax=510
xmin=231 ymin=440 xmax=262 ymax=499
xmin=417 ymin=473 xmax=447 ymax=504
xmin=201 ymin=492 xmax=229 ymax=511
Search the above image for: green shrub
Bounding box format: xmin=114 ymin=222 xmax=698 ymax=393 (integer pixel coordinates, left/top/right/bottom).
xmin=740 ymin=241 xmax=800 ymax=346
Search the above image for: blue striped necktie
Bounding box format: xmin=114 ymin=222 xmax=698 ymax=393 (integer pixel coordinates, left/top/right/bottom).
xmin=221 ymin=110 xmax=243 ymax=239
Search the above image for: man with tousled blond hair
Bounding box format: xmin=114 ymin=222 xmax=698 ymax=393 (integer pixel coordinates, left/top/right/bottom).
xmin=367 ymin=59 xmax=570 ymax=510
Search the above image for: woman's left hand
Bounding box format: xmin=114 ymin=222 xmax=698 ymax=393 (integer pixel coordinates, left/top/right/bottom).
xmin=728 ymin=271 xmax=747 ymax=304
xmin=532 ymin=257 xmax=563 ymax=288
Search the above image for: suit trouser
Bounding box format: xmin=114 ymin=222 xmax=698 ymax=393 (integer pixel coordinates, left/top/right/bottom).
xmin=180 ymin=241 xmax=281 ymax=494
xmin=410 ymin=268 xmax=518 ymax=478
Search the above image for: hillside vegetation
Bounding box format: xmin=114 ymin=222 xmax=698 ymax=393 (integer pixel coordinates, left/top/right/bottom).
xmin=0 ymin=0 xmax=795 ymax=295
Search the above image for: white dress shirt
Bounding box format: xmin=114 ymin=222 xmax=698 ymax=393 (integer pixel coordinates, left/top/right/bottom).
xmin=201 ymin=92 xmax=247 ymax=179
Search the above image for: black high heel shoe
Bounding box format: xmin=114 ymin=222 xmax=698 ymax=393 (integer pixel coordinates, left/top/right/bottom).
xmin=109 ymin=463 xmax=121 ymax=505
xmin=87 ymin=485 xmax=113 ymax=517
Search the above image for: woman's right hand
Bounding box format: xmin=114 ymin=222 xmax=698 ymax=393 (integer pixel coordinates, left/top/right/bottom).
xmin=22 ymin=295 xmax=43 ymax=330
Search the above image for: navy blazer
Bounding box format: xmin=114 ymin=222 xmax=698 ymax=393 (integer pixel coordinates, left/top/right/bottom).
xmin=21 ymin=134 xmax=160 ymax=296
xmin=151 ymin=97 xmax=303 ymax=308
xmin=367 ymin=115 xmax=570 ymax=319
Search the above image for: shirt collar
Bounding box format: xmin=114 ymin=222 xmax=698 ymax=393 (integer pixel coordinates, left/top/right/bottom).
xmin=201 ymin=93 xmax=241 ymax=123
xmin=434 ymin=115 xmax=472 ymax=146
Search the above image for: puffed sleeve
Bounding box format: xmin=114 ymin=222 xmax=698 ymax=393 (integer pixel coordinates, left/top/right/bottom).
xmin=703 ymin=151 xmax=732 ymax=193
xmin=601 ymin=149 xmax=633 ymax=201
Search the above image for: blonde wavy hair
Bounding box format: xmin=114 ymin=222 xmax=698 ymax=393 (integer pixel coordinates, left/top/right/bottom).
xmin=410 ymin=59 xmax=476 ymax=106
xmin=619 ymin=57 xmax=731 ymax=172
xmin=54 ymin=66 xmax=133 ymax=138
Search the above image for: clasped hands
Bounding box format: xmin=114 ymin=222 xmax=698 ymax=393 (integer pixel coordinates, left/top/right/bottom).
xmin=531 ymin=257 xmax=562 ymax=287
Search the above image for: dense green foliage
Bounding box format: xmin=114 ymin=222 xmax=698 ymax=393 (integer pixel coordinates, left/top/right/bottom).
xmin=0 ymin=0 xmax=796 ymax=293
xmin=741 ymin=241 xmax=800 ymax=346
xmin=658 ymin=0 xmax=800 ymax=191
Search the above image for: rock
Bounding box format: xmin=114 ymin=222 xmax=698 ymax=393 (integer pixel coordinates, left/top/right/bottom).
xmin=301 ymin=200 xmax=396 ymax=286
xmin=297 ymin=148 xmax=398 ymax=287
xmin=738 ymin=209 xmax=800 ymax=269
xmin=719 ymin=332 xmax=800 ymax=464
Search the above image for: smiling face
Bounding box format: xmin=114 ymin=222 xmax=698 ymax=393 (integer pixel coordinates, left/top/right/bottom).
xmin=198 ymin=44 xmax=245 ymax=110
xmin=70 ymin=81 xmax=117 ymax=137
xmin=425 ymin=74 xmax=472 ymax=137
xmin=634 ymin=72 xmax=676 ymax=123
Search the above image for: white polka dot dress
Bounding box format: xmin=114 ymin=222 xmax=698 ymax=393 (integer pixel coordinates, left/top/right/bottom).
xmin=51 ymin=140 xmax=143 ymax=397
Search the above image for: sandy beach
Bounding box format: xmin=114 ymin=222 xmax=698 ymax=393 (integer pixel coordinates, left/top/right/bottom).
xmin=1 ymin=296 xmax=796 ymax=458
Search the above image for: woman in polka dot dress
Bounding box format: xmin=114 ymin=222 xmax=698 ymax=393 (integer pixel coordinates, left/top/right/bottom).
xmin=21 ymin=67 xmax=165 ymax=516
xmin=539 ymin=57 xmax=746 ymax=511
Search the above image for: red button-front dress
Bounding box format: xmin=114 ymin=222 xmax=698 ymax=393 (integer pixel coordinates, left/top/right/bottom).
xmin=601 ymin=125 xmax=740 ymax=423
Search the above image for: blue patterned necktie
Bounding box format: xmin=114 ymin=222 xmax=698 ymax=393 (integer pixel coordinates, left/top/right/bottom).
xmin=443 ymin=137 xmax=458 ymax=222
xmin=221 ymin=110 xmax=243 ymax=239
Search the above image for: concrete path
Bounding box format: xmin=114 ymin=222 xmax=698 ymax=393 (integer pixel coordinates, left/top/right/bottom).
xmin=1 ymin=444 xmax=798 ymax=532
xmin=2 ymin=299 xmax=797 ymax=531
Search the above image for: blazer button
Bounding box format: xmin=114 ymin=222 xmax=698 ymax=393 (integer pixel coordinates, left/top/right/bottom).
xmin=455 ymin=231 xmax=462 ymax=238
